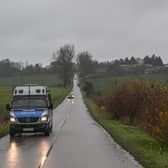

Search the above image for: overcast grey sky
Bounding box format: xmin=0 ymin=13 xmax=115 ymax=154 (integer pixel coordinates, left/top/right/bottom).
xmin=0 ymin=0 xmax=168 ymax=65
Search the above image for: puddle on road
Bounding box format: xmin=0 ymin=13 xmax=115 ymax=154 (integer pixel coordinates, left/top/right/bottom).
xmin=5 ymin=135 xmax=50 ymax=168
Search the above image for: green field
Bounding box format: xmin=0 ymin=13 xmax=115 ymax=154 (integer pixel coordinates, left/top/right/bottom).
xmin=87 ymin=73 xmax=168 ymax=95
xmin=0 ymin=86 xmax=11 ymax=117
xmin=51 ymin=87 xmax=71 ymax=108
xmin=0 ymin=73 xmax=61 ymax=87
xmin=83 ymin=72 xmax=168 ymax=168
xmin=0 ymin=74 xmax=71 ymax=137
xmin=0 ymin=73 xmax=68 ymax=116
xmin=84 ymin=98 xmax=168 ymax=168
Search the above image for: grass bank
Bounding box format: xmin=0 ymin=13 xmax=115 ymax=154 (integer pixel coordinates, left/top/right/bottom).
xmin=0 ymin=86 xmax=71 ymax=138
xmin=0 ymin=73 xmax=71 ymax=138
xmin=0 ymin=73 xmax=60 ymax=87
xmin=84 ymin=97 xmax=168 ymax=168
xmin=87 ymin=73 xmax=168 ymax=96
xmin=0 ymin=86 xmax=11 ymax=118
xmin=51 ymin=87 xmax=71 ymax=107
xmin=0 ymin=123 xmax=9 ymax=138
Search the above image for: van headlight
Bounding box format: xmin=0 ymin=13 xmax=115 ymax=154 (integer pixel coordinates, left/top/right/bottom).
xmin=40 ymin=115 xmax=48 ymax=122
xmin=10 ymin=112 xmax=17 ymax=123
xmin=10 ymin=116 xmax=16 ymax=123
xmin=40 ymin=111 xmax=48 ymax=122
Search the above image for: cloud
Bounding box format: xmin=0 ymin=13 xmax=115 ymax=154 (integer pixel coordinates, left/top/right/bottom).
xmin=0 ymin=0 xmax=168 ymax=64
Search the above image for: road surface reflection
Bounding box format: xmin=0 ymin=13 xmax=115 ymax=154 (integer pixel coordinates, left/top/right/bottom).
xmin=7 ymin=139 xmax=20 ymax=167
xmin=6 ymin=135 xmax=50 ymax=168
xmin=39 ymin=138 xmax=50 ymax=167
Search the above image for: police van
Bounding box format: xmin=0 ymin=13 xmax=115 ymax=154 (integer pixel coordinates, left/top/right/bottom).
xmin=6 ymin=85 xmax=53 ymax=137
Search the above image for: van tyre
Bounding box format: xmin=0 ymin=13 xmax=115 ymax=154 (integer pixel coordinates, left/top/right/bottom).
xmin=9 ymin=131 xmax=15 ymax=138
xmin=50 ymin=126 xmax=52 ymax=133
xmin=44 ymin=129 xmax=50 ymax=136
xmin=44 ymin=125 xmax=50 ymax=136
xmin=50 ymin=122 xmax=53 ymax=133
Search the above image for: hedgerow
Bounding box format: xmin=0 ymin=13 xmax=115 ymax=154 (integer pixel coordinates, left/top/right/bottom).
xmin=83 ymin=80 xmax=168 ymax=143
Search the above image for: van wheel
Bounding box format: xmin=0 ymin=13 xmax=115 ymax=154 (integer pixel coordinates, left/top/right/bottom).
xmin=9 ymin=131 xmax=15 ymax=138
xmin=44 ymin=131 xmax=50 ymax=136
xmin=44 ymin=129 xmax=50 ymax=136
xmin=50 ymin=123 xmax=53 ymax=133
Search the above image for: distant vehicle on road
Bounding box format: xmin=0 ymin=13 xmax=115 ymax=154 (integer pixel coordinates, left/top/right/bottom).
xmin=6 ymin=84 xmax=53 ymax=137
xmin=67 ymin=94 xmax=75 ymax=100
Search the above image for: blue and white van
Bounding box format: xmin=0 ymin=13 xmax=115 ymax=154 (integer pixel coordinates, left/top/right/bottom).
xmin=7 ymin=85 xmax=53 ymax=137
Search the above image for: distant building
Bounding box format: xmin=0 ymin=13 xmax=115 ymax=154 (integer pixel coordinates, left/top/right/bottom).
xmin=136 ymin=58 xmax=144 ymax=65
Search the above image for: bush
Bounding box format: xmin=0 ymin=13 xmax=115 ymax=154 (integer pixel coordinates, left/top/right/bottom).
xmin=0 ymin=123 xmax=9 ymax=138
xmin=82 ymin=81 xmax=94 ymax=96
xmin=144 ymin=83 xmax=168 ymax=142
xmin=103 ymin=80 xmax=147 ymax=123
xmin=97 ymin=80 xmax=168 ymax=143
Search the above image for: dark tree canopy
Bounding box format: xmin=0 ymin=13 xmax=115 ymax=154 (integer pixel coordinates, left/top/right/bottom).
xmin=77 ymin=51 xmax=95 ymax=77
xmin=0 ymin=59 xmax=21 ymax=76
xmin=144 ymin=54 xmax=163 ymax=66
xmin=56 ymin=44 xmax=75 ymax=87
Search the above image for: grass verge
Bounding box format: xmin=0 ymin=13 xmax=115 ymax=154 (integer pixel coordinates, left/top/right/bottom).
xmin=84 ymin=97 xmax=168 ymax=168
xmin=0 ymin=86 xmax=71 ymax=138
xmin=51 ymin=87 xmax=71 ymax=108
xmin=0 ymin=123 xmax=9 ymax=138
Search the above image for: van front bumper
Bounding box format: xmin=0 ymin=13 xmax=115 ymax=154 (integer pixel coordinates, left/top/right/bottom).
xmin=10 ymin=122 xmax=49 ymax=133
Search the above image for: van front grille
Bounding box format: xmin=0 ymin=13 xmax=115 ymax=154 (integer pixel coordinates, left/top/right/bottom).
xmin=18 ymin=118 xmax=39 ymax=123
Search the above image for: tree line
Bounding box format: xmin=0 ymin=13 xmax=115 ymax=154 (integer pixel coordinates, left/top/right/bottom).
xmin=77 ymin=53 xmax=165 ymax=78
xmin=112 ymin=54 xmax=163 ymax=66
xmin=0 ymin=59 xmax=48 ymax=77
xmin=0 ymin=44 xmax=165 ymax=86
xmin=0 ymin=44 xmax=75 ymax=87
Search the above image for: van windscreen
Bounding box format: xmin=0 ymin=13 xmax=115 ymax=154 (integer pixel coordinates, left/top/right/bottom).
xmin=12 ymin=96 xmax=47 ymax=109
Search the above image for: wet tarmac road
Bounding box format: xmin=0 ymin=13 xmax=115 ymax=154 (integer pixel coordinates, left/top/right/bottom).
xmin=0 ymin=80 xmax=143 ymax=168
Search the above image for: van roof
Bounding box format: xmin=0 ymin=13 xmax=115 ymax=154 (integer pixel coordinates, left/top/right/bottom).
xmin=13 ymin=85 xmax=49 ymax=96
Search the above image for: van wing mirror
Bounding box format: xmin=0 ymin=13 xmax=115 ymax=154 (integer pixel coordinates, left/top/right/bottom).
xmin=49 ymin=104 xmax=53 ymax=110
xmin=6 ymin=104 xmax=11 ymax=111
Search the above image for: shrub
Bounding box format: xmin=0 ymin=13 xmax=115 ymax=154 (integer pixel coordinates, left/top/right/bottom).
xmin=96 ymin=80 xmax=168 ymax=143
xmin=144 ymin=83 xmax=168 ymax=142
xmin=82 ymin=81 xmax=95 ymax=96
xmin=103 ymin=80 xmax=147 ymax=123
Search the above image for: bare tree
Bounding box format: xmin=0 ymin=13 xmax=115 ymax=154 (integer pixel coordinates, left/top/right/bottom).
xmin=77 ymin=51 xmax=94 ymax=77
xmin=56 ymin=44 xmax=75 ymax=87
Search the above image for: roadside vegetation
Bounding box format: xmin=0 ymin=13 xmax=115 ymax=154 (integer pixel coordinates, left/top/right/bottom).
xmin=0 ymin=74 xmax=60 ymax=87
xmin=51 ymin=87 xmax=71 ymax=108
xmin=0 ymin=77 xmax=71 ymax=138
xmin=0 ymin=123 xmax=9 ymax=138
xmin=84 ymin=98 xmax=168 ymax=168
xmin=84 ymin=78 xmax=168 ymax=142
xmin=0 ymin=76 xmax=71 ymax=138
xmin=0 ymin=44 xmax=75 ymax=138
xmin=81 ymin=76 xmax=168 ymax=168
